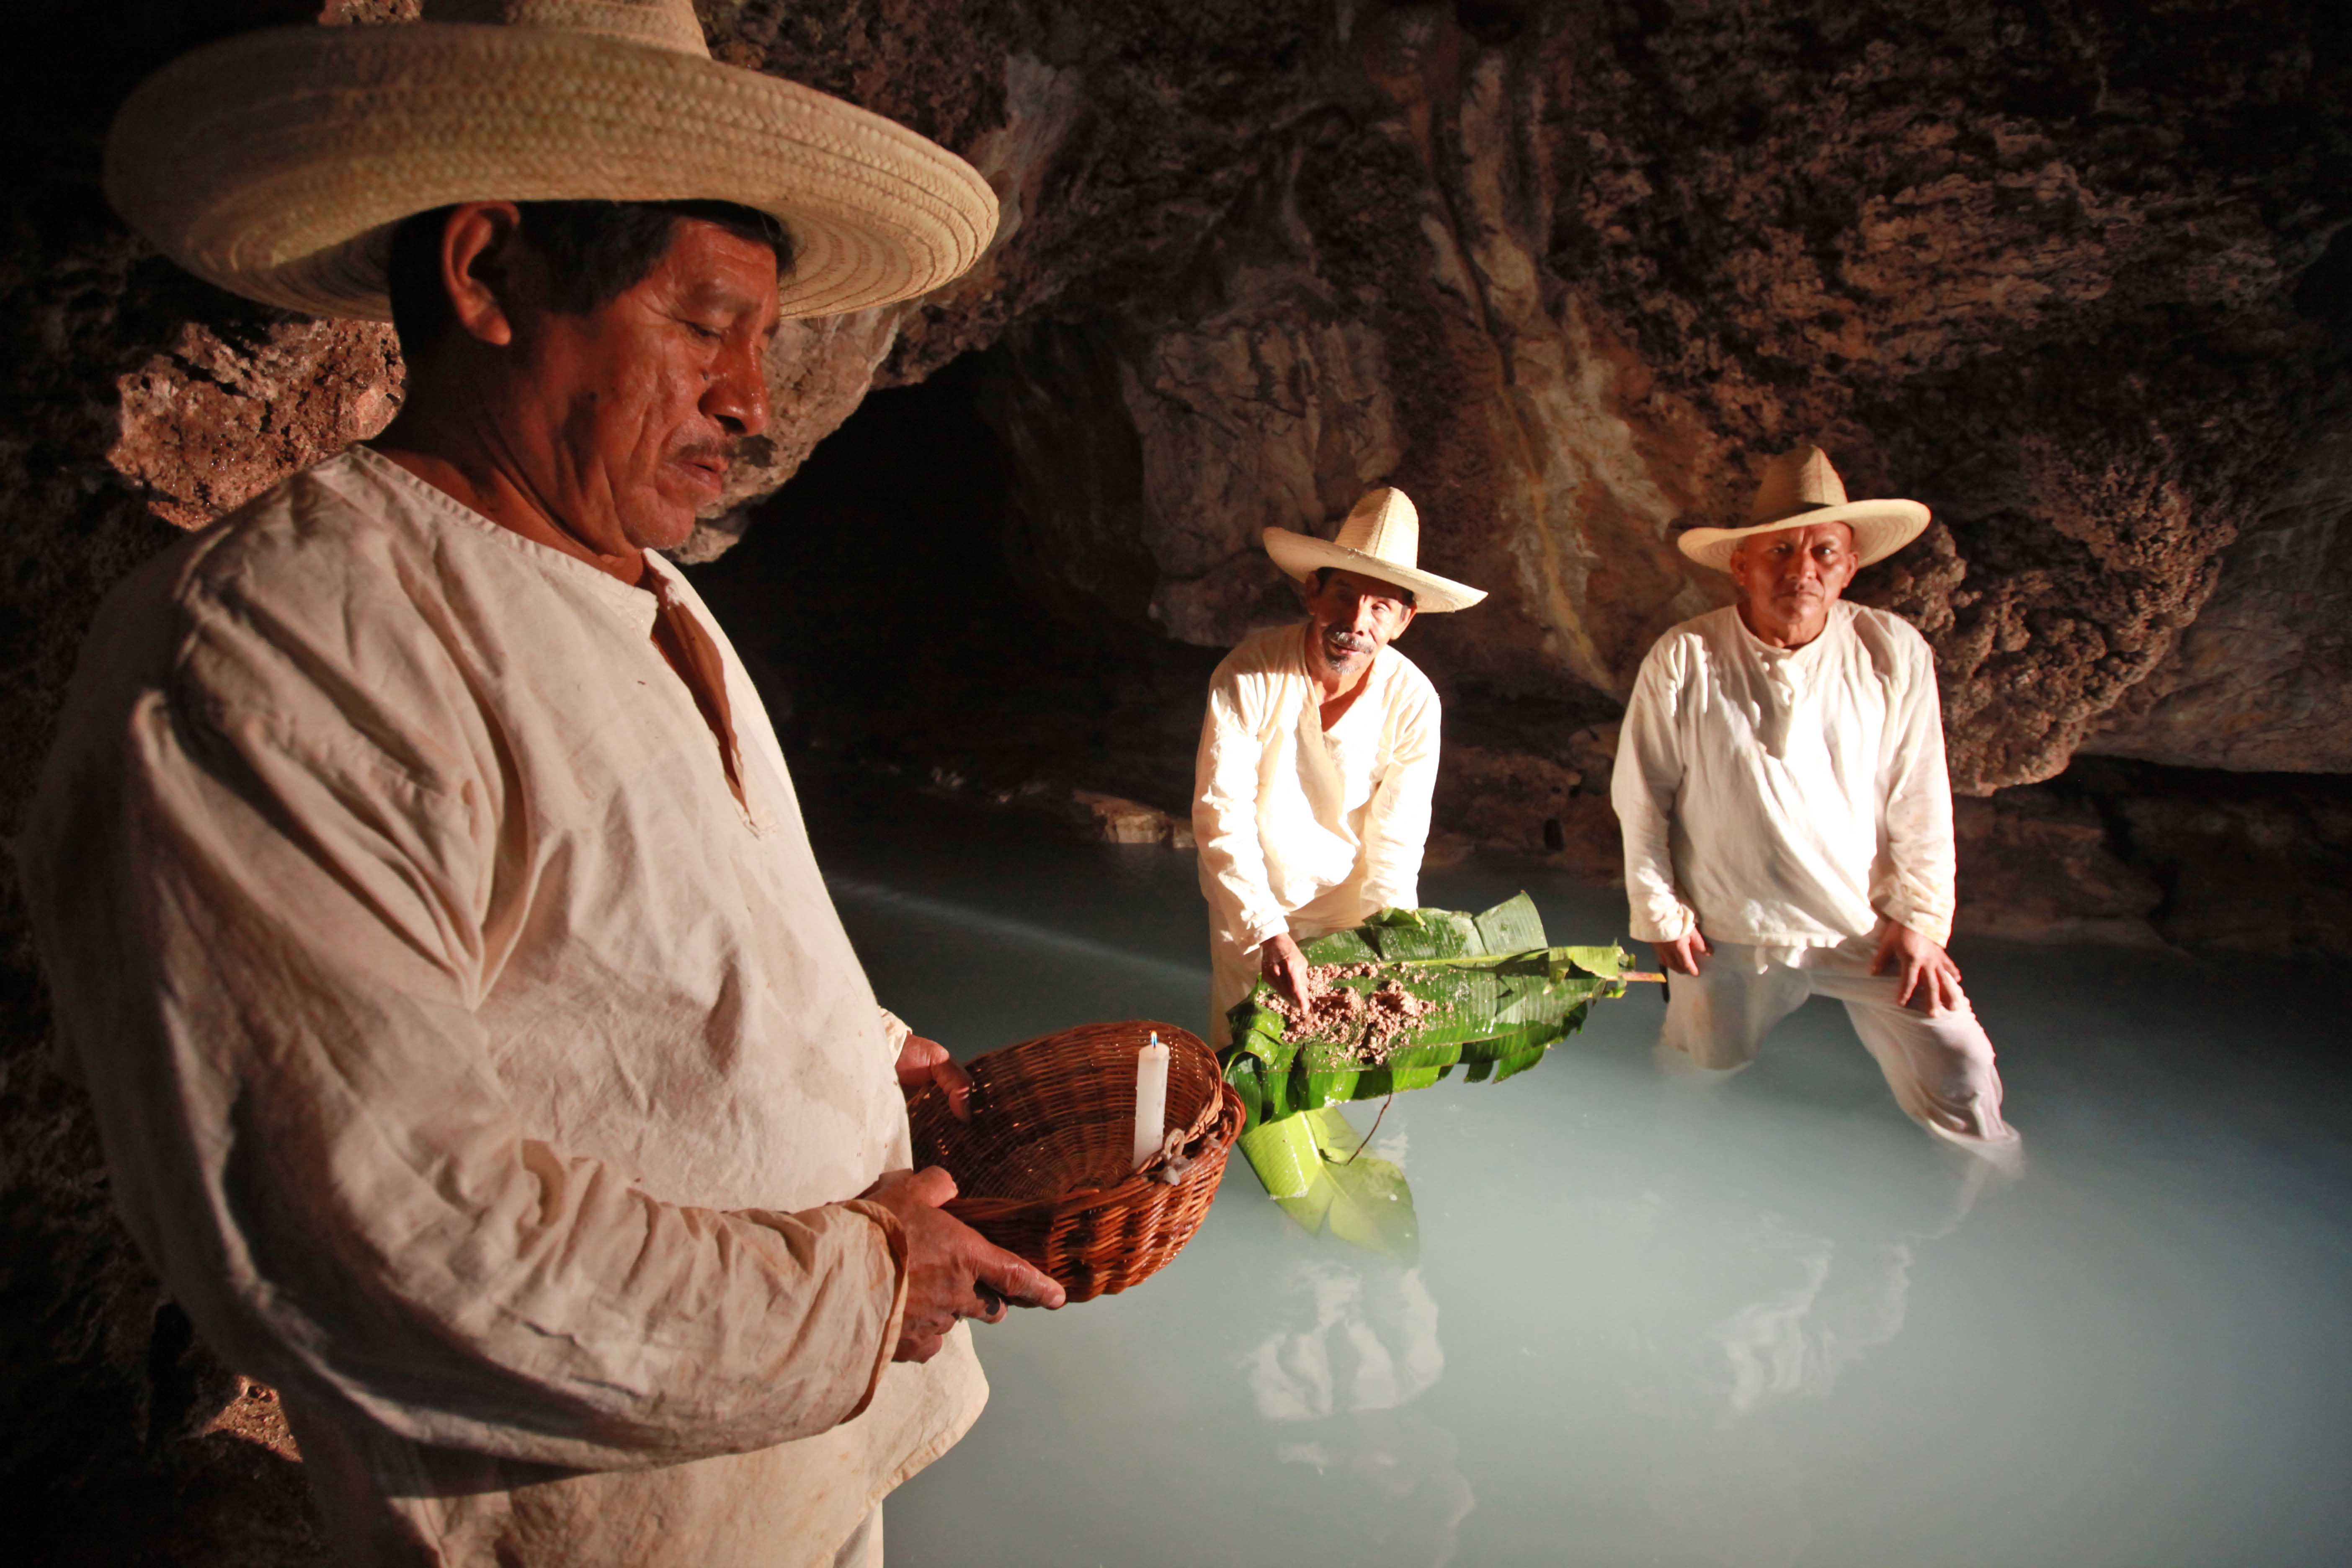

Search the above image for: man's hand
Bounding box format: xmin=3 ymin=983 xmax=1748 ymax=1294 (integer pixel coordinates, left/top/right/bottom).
xmin=1653 ymin=929 xmax=1711 ymax=976
xmin=895 ymin=1033 xmax=972 ymax=1122
xmin=1259 ymin=931 xmax=1318 ymax=1006
xmin=1870 ymin=921 xmax=1965 ymax=1014
xmin=859 ymin=1168 xmax=1066 ymax=1362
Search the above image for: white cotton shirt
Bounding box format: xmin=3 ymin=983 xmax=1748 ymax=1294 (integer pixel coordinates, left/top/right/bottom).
xmin=13 ymin=445 xmax=984 ymax=1567
xmin=1609 ymin=601 xmax=1958 ymax=956
xmin=1192 ymin=624 xmax=1441 ymax=954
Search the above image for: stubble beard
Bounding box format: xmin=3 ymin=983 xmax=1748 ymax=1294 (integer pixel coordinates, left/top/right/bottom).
xmin=1316 ymin=630 xmax=1373 ymax=679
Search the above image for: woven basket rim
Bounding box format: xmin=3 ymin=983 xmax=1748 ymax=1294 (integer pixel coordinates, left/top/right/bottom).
xmin=942 ymin=1080 xmax=1245 ymax=1223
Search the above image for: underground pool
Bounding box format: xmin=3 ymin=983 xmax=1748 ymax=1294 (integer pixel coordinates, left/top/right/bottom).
xmin=809 ymin=787 xmax=2352 ymax=1568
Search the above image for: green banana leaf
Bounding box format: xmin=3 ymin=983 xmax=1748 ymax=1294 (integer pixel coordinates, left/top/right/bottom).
xmin=1222 ymin=894 xmax=1632 ymax=1253
xmin=1222 ymin=892 xmax=1632 ymax=1131
xmin=1235 ymin=1104 xmax=1419 ymax=1261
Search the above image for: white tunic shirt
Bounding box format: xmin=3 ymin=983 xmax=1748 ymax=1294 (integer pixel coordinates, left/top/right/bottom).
xmin=1192 ymin=624 xmax=1441 ymax=953
xmin=13 ymin=446 xmax=983 ymax=1566
xmin=1610 ymin=601 xmax=1958 ymax=954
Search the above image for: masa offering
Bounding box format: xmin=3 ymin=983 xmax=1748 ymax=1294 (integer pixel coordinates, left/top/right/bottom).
xmin=1222 ymin=891 xmax=1633 ymax=1128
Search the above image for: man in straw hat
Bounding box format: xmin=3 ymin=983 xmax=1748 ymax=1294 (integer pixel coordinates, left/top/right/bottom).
xmin=1193 ymin=487 xmax=1488 ymax=1045
xmin=1609 ymin=445 xmax=2019 ymax=1158
xmin=14 ymin=5 xmax=1064 ymax=1564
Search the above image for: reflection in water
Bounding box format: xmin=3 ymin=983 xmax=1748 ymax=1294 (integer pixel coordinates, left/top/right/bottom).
xmin=1709 ymin=1156 xmax=1991 ymax=1418
xmin=1603 ymin=1153 xmax=1999 ymax=1568
xmin=1712 ymin=1152 xmax=1985 ymax=1420
xmin=1245 ymin=1258 xmax=1446 ymax=1420
xmin=1246 ymin=1104 xmax=1422 ymax=1258
xmin=816 ymin=791 xmax=2352 ymax=1568
xmin=1246 ymin=1256 xmax=1471 ymax=1567
xmin=1276 ymin=1413 xmax=1478 ymax=1568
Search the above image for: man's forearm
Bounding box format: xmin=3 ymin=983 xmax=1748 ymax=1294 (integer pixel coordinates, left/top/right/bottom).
xmin=1610 ymin=658 xmax=1697 ymax=944
xmin=1878 ymin=647 xmax=1959 ymax=947
xmin=1616 ymin=803 xmax=1696 ymax=943
xmin=1194 ymin=797 xmax=1289 ymax=947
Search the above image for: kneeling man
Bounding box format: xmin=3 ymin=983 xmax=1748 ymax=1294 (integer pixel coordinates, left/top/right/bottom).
xmin=1610 ymin=446 xmax=2019 ymax=1156
xmin=1194 ymin=489 xmax=1486 ymax=1045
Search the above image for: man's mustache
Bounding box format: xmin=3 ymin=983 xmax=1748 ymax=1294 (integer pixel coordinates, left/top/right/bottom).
xmin=1323 ymin=631 xmax=1374 ymax=655
xmin=676 ymin=439 xmax=739 ymax=469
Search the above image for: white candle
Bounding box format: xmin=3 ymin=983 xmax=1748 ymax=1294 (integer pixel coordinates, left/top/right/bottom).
xmin=1131 ymin=1032 xmax=1171 ymax=1171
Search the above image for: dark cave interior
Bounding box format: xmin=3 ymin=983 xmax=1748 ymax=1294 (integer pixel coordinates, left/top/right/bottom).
xmin=689 ymin=350 xmax=1226 ymax=817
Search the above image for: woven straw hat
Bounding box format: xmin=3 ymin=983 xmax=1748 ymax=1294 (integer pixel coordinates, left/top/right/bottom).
xmin=102 ymin=0 xmax=998 ymax=322
xmin=1261 ymin=488 xmax=1487 ymax=614
xmin=1676 ymin=445 xmax=1931 ymax=572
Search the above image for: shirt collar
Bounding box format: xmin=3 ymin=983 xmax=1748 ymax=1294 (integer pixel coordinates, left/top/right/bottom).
xmin=347 ymin=443 xmax=660 ymax=635
xmin=1728 ymin=598 xmax=1853 ymax=664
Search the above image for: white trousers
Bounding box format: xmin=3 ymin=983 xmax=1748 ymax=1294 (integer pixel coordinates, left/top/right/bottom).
xmin=1660 ymin=936 xmax=2019 ymax=1157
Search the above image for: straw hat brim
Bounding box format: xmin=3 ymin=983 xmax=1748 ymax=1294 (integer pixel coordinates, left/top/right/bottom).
xmin=102 ymin=24 xmax=999 ymax=322
xmin=1675 ymin=499 xmax=1931 ymax=573
xmin=1262 ymin=528 xmax=1487 ymax=614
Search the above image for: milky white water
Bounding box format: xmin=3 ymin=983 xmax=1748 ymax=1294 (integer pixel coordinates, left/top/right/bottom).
xmin=811 ymin=790 xmax=2352 ymax=1568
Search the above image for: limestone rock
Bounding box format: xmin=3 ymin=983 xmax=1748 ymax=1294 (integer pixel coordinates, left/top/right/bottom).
xmin=7 ymin=1 xmax=2352 ymax=1552
xmin=1432 ymin=744 xmax=1623 ymax=882
xmin=108 ymin=320 xmax=402 ymax=528
xmin=2079 ymin=308 xmax=2352 ymax=774
xmin=78 ymin=2 xmax=2352 ymax=793
xmin=1433 ymin=744 xmax=1581 ymax=856
xmin=2101 ymin=766 xmax=2352 ymax=956
xmin=1072 ymin=788 xmax=1196 ymax=849
xmin=1950 ymin=795 xmax=2165 ymax=949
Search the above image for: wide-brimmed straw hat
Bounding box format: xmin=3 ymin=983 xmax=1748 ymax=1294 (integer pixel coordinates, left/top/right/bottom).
xmin=1675 ymin=445 xmax=1930 ymax=572
xmin=1261 ymin=488 xmax=1487 ymax=614
xmin=101 ymin=0 xmax=998 ymax=322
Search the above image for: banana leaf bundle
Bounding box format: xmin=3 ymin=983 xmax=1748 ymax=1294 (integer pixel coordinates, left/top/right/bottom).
xmin=1221 ymin=893 xmax=1637 ymax=1259
xmin=1221 ymin=892 xmax=1634 ymax=1129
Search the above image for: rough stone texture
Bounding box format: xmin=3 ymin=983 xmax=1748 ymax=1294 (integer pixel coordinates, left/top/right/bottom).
xmin=1039 ymin=0 xmax=2352 ymax=794
xmin=64 ymin=5 xmax=2352 ymax=793
xmin=1544 ymin=0 xmax=2352 ymax=791
xmin=1073 ymin=789 xmax=1197 ymax=848
xmin=2080 ymin=248 xmax=2352 ymax=773
xmin=7 ymin=0 xmax=2352 ymax=1556
xmin=2095 ymin=762 xmax=2352 ymax=955
xmin=1950 ymin=793 xmax=2166 ymax=948
xmin=1429 ymin=740 xmax=1620 ymax=883
xmin=108 ymin=321 xmax=405 ymax=527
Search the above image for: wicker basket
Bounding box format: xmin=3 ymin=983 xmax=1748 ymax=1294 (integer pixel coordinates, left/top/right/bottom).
xmin=905 ymin=1020 xmax=1244 ymax=1302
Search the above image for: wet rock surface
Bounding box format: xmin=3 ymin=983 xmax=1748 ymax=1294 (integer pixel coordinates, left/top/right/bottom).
xmin=4 ymin=1 xmax=2350 ymax=1558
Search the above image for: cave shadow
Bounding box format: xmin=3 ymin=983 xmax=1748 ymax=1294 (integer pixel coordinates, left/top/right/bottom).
xmin=686 ymin=350 xmax=1220 ymax=815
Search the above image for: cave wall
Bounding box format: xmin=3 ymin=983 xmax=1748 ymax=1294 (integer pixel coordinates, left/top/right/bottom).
xmin=2079 ymin=255 xmax=2352 ymax=774
xmin=4 ymin=0 xmax=2350 ymax=1544
xmin=961 ymin=0 xmax=2352 ymax=792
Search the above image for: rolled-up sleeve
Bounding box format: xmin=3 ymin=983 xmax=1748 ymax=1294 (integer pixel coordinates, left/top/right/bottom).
xmin=1358 ymin=679 xmax=1439 ymax=913
xmin=1610 ymin=642 xmax=1699 ymax=944
xmin=1874 ymin=637 xmax=1958 ymax=946
xmin=1192 ymin=669 xmax=1290 ymax=950
xmin=17 ymin=612 xmax=908 ymax=1474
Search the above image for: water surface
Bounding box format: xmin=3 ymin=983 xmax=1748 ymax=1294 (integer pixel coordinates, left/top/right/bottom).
xmin=811 ymin=788 xmax=2352 ymax=1568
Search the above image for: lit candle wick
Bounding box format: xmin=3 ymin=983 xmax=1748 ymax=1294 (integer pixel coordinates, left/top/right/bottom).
xmin=1132 ymin=1032 xmax=1171 ymax=1172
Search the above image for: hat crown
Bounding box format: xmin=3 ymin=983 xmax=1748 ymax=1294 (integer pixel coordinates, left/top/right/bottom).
xmin=427 ymin=0 xmax=709 ymax=57
xmin=1332 ymin=487 xmax=1422 ymax=570
xmin=1748 ymin=443 xmax=1851 ymax=526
